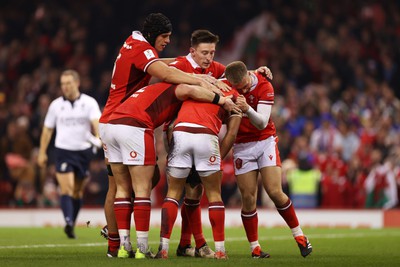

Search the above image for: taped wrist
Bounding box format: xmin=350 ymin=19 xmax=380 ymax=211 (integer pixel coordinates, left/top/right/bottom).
xmin=212 ymin=93 xmax=220 ymax=104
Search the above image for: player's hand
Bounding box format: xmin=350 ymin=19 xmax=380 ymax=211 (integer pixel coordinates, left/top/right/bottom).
xmin=200 ymin=80 xmax=222 ymax=95
xmin=86 ymin=132 xmax=102 ymax=148
xmin=199 ymin=79 xmax=222 ymax=95
xmin=256 ymin=66 xmax=273 ymax=81
xmin=236 ymin=95 xmax=249 ymax=112
xmin=215 ymin=80 xmax=231 ymax=92
xmin=220 ymin=96 xmax=241 ymax=113
xmin=37 ymin=152 xmax=48 ymax=168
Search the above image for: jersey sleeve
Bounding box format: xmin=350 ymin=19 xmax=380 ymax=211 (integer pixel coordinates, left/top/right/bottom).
xmin=129 ymin=44 xmax=160 ymax=73
xmin=43 ymin=100 xmax=57 ymax=128
xmin=88 ymin=97 xmax=102 ymax=121
xmin=257 ymin=74 xmax=274 ymax=106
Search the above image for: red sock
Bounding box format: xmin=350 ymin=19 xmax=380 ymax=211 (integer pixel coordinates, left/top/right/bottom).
xmin=209 ymin=201 xmax=225 ymax=242
xmin=133 ymin=197 xmax=151 ymax=231
xmin=108 ymin=232 xmax=120 ymax=252
xmin=114 ymin=198 xmax=132 ymax=230
xmin=276 ymin=199 xmax=299 ymax=228
xmin=160 ymin=198 xmax=179 ymax=239
xmin=241 ymin=209 xmax=258 ymax=242
xmin=179 ymin=201 xmax=192 ymax=247
xmin=183 ymin=198 xmax=205 ymax=248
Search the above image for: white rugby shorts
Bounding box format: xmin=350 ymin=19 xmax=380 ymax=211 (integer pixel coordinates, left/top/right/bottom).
xmin=233 ymin=136 xmax=281 ymax=175
xmin=104 ymin=124 xmax=156 ymax=165
xmin=167 ymin=126 xmax=221 ymax=176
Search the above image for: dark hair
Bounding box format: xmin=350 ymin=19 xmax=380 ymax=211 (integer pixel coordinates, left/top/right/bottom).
xmin=190 ymin=29 xmax=219 ymax=47
xmin=142 ymin=13 xmax=172 ymax=46
xmin=225 ymin=61 xmax=248 ymax=85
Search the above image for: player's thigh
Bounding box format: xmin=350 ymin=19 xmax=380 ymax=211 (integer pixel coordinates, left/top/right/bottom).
xmin=128 ymin=165 xmax=155 ymax=197
xmin=184 ymin=183 xmax=203 ymax=200
xmin=260 ymin=166 xmax=283 ymax=195
xmin=56 ymin=172 xmax=75 ymax=193
xmin=110 ymin=163 xmax=132 ymax=197
xmin=200 ymin=170 xmax=222 ymax=202
xmin=73 ymin=176 xmax=89 ymax=198
xmin=236 ymin=170 xmax=258 ymax=196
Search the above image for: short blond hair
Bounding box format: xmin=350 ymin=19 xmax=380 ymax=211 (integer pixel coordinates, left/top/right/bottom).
xmin=61 ymin=69 xmax=80 ymax=82
xmin=225 ymin=61 xmax=248 ymax=85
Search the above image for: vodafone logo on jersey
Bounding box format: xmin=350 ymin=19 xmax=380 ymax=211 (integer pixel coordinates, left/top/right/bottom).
xmin=130 ymin=151 xmax=138 ymax=158
xmin=209 ymin=155 xmax=216 ymax=163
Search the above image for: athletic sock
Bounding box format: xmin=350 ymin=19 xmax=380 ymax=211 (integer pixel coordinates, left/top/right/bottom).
xmin=241 ymin=209 xmax=259 ymax=250
xmin=184 ymin=198 xmax=205 ymax=248
xmin=134 ymin=197 xmax=151 ymax=251
xmin=209 ymin=201 xmax=225 ymax=243
xmin=60 ymin=195 xmax=74 ymax=226
xmin=72 ymin=197 xmax=82 ymax=224
xmin=160 ymin=197 xmax=179 ymax=239
xmin=179 ymin=202 xmax=192 ymax=247
xmin=114 ymin=197 xmax=133 ymax=248
xmin=276 ymin=199 xmax=300 ymax=229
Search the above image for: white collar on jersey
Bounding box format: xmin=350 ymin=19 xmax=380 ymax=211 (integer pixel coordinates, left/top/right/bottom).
xmin=132 ymin=31 xmax=148 ymax=43
xmin=185 ymin=53 xmax=202 ymax=70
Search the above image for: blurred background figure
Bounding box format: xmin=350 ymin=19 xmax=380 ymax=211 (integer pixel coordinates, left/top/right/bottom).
xmin=286 ymin=153 xmax=321 ymax=209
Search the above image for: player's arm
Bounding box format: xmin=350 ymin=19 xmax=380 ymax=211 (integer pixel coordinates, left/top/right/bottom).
xmin=37 ymin=126 xmax=54 ymax=167
xmin=220 ymin=113 xmax=242 ymax=159
xmin=147 ymin=61 xmax=218 ymax=92
xmin=86 ymin=119 xmax=102 ymax=148
xmin=193 ymin=74 xmax=231 ymax=92
xmin=236 ymin=95 xmax=270 ymax=130
xmin=252 ymin=66 xmax=273 ymax=81
xmin=159 ymin=58 xmax=176 ymax=65
xmin=175 ymin=84 xmax=241 ymax=114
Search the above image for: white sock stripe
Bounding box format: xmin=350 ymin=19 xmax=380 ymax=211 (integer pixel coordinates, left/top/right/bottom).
xmin=114 ymin=201 xmax=132 ymax=205
xmin=164 ymin=197 xmax=179 ymax=205
xmin=209 ymin=205 xmax=225 ymax=209
xmin=241 ymin=211 xmax=258 ymax=217
xmin=276 ymin=200 xmax=292 ymax=211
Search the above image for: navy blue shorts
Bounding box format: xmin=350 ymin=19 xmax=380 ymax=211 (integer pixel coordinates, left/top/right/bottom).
xmin=55 ymin=148 xmax=94 ymax=179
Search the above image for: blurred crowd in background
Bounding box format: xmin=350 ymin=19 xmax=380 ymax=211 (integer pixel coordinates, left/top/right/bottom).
xmin=0 ymin=0 xmax=399 ymax=209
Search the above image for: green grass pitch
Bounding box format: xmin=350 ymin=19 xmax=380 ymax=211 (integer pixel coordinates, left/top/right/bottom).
xmin=0 ymin=226 xmax=399 ymax=267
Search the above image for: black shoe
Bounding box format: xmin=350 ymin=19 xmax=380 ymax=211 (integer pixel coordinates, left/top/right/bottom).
xmin=295 ymin=235 xmax=312 ymax=257
xmin=107 ymin=247 xmax=118 ymax=258
xmin=64 ymin=224 xmax=76 ymax=239
xmin=251 ymin=246 xmax=270 ymax=258
xmin=100 ymin=225 xmax=109 ymax=239
xmin=176 ymin=244 xmax=195 ymax=257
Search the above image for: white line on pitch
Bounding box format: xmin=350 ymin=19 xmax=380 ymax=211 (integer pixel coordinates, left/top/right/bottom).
xmin=1 ymin=231 xmax=399 ymax=249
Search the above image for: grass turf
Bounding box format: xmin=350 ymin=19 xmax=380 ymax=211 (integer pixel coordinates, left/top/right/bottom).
xmin=0 ymin=226 xmax=399 ymax=267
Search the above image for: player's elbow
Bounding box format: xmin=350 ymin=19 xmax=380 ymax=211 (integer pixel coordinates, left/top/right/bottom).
xmin=254 ymin=120 xmax=268 ymax=130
